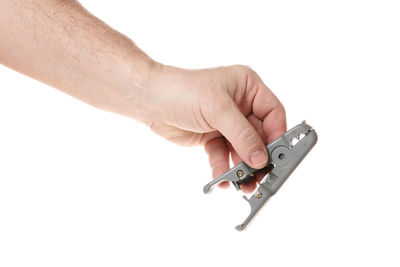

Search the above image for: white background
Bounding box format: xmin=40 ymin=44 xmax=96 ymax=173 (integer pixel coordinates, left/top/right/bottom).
xmin=1 ymin=0 xmax=399 ymax=266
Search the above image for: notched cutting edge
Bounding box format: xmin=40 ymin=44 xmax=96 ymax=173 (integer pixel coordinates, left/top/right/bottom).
xmin=203 ymin=121 xmax=318 ymax=231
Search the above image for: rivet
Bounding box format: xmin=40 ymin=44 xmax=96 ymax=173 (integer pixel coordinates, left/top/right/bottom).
xmin=237 ymin=170 xmax=244 ymax=178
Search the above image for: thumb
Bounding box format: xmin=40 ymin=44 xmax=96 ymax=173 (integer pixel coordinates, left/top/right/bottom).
xmin=211 ymin=99 xmax=268 ymax=169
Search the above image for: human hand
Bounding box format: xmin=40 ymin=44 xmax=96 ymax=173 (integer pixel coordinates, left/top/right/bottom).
xmin=0 ymin=1 xmax=285 ymax=193
xmin=0 ymin=0 xmax=285 ymax=193
xmin=146 ymin=64 xmax=287 ymax=193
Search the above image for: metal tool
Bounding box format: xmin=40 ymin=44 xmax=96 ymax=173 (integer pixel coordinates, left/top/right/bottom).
xmin=203 ymin=121 xmax=318 ymax=231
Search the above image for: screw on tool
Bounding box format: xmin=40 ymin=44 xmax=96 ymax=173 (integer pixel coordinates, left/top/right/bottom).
xmin=203 ymin=121 xmax=318 ymax=231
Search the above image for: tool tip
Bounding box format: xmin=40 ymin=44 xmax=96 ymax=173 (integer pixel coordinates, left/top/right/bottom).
xmin=235 ymin=224 xmax=246 ymax=231
xmin=203 ymin=184 xmax=211 ymax=194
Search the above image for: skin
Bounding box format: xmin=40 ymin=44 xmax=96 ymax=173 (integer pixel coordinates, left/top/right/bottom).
xmin=0 ymin=0 xmax=286 ymax=193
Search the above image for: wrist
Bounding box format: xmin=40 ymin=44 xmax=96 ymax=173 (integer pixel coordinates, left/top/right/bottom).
xmin=129 ymin=58 xmax=165 ymax=125
xmin=100 ymin=54 xmax=163 ymax=124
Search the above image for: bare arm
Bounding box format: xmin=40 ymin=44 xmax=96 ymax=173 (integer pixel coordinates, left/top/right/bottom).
xmin=0 ymin=0 xmax=155 ymax=122
xmin=0 ymin=0 xmax=286 ymax=192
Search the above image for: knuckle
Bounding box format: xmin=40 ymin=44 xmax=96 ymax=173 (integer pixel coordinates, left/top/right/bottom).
xmin=277 ymin=103 xmax=286 ymax=116
xmin=237 ymin=126 xmax=257 ymax=144
xmin=233 ymin=64 xmax=252 ymax=73
xmin=237 ymin=65 xmax=256 ymax=77
xmin=231 ymin=65 xmax=258 ymax=88
xmin=278 ymin=105 xmax=287 ymax=131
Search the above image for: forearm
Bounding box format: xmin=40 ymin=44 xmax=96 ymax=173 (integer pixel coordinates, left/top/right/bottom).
xmin=0 ymin=0 xmax=286 ymax=179
xmin=0 ymin=0 xmax=157 ymax=122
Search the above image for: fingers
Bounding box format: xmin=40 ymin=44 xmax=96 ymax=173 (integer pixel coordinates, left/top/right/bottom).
xmin=205 ymin=112 xmax=280 ymax=194
xmin=227 ymin=114 xmax=265 ymax=194
xmin=228 ymin=114 xmax=265 ymax=164
xmin=210 ymin=97 xmax=269 ymax=170
xmin=247 ymin=113 xmax=268 ymax=143
xmin=204 ymin=136 xmax=230 ymax=188
xmin=202 ymin=66 xmax=287 ymax=194
xmin=262 ymin=105 xmax=287 ymax=143
xmin=251 ymin=78 xmax=287 ymax=142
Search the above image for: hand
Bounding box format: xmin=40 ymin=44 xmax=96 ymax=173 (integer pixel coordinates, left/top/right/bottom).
xmin=147 ymin=64 xmax=287 ymax=193
xmin=0 ymin=1 xmax=286 ymax=193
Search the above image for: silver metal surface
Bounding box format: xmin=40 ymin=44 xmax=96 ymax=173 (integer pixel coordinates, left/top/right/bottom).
xmin=203 ymin=121 xmax=318 ymax=231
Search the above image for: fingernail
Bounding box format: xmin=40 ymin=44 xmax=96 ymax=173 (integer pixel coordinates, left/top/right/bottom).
xmin=250 ymin=149 xmax=268 ymax=167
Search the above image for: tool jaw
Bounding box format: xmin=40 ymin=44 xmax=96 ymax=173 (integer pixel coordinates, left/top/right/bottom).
xmin=265 ymin=122 xmax=318 ymax=194
xmin=203 ymin=121 xmax=318 ymax=231
xmin=202 ymin=161 xmax=256 ymax=194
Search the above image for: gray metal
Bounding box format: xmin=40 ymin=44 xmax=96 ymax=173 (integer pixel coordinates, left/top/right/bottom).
xmin=203 ymin=121 xmax=318 ymax=231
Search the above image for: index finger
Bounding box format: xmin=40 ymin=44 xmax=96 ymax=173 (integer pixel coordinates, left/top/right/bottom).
xmin=251 ymin=78 xmax=287 ymax=142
